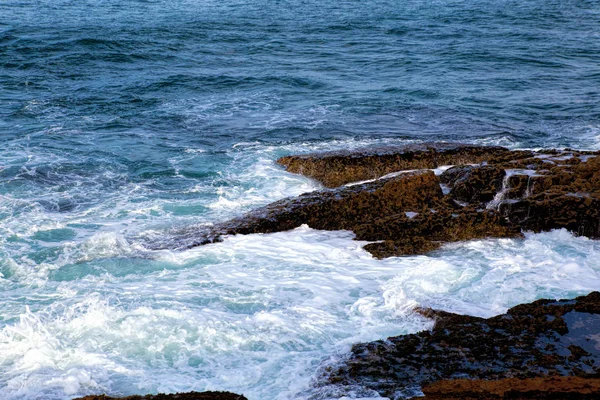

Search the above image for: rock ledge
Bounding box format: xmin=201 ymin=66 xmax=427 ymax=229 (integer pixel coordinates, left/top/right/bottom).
xmin=316 ymin=291 xmax=600 ymax=399
xmin=176 ymin=143 xmax=600 ymax=258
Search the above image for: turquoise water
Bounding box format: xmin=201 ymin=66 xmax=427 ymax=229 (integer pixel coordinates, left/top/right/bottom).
xmin=1 ymin=1 xmax=600 ymax=399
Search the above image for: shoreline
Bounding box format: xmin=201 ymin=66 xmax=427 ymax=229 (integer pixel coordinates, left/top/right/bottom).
xmin=75 ymin=292 xmax=600 ymax=399
xmin=78 ymin=144 xmax=600 ymax=399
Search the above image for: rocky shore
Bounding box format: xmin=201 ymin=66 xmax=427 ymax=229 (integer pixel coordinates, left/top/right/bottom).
xmin=180 ymin=143 xmax=599 ymax=258
xmin=82 ymin=144 xmax=600 ymax=399
xmin=78 ymin=293 xmax=600 ymax=399
xmin=315 ymin=291 xmax=600 ymax=399
xmin=412 ymin=376 xmax=600 ymax=399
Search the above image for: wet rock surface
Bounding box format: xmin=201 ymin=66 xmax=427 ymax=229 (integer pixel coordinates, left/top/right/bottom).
xmin=315 ymin=292 xmax=600 ymax=399
xmin=73 ymin=391 xmax=247 ymax=400
xmin=495 ymin=154 xmax=600 ymax=239
xmin=177 ymin=144 xmax=599 ymax=258
xmin=439 ymin=165 xmax=505 ymax=206
xmin=411 ymin=376 xmax=600 ymax=399
xmin=180 ymin=169 xmax=521 ymax=258
xmin=277 ymin=143 xmax=514 ymax=188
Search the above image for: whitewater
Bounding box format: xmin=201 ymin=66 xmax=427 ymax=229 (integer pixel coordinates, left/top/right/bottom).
xmin=2 ymin=0 xmax=600 ymax=398
xmin=1 ymin=138 xmax=599 ymax=400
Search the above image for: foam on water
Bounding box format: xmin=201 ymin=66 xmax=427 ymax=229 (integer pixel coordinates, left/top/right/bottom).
xmin=3 ymin=0 xmax=600 ymax=396
xmin=1 ymin=139 xmax=600 ymax=400
xmin=1 ymin=223 xmax=599 ymax=399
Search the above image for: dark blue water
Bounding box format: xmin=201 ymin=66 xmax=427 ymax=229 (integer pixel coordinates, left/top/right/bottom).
xmin=3 ymin=0 xmax=600 ymax=148
xmin=1 ymin=1 xmax=600 ymax=399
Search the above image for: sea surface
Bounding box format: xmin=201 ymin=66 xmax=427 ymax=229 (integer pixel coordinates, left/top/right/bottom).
xmin=1 ymin=1 xmax=600 ymax=399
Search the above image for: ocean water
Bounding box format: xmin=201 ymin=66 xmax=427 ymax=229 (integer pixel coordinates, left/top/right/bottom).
xmin=1 ymin=0 xmax=600 ymax=399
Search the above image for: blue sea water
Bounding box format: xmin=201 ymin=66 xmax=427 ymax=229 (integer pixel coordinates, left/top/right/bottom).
xmin=1 ymin=1 xmax=600 ymax=399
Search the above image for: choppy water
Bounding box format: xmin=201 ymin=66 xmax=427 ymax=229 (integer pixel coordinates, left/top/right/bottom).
xmin=1 ymin=1 xmax=600 ymax=399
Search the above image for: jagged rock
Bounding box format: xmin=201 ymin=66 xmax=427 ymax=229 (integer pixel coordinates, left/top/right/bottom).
xmin=412 ymin=377 xmax=600 ymax=399
xmin=181 ymin=170 xmax=521 ymax=258
xmin=357 ymin=207 xmax=521 ymax=258
xmin=191 ymin=170 xmax=443 ymax=243
xmin=440 ymin=165 xmax=506 ymax=205
xmin=173 ymin=143 xmax=600 ymax=258
xmin=277 ymin=143 xmax=513 ymax=188
xmin=497 ymin=154 xmax=600 ymax=238
xmin=503 ymin=194 xmax=600 ymax=238
xmin=73 ymin=391 xmax=247 ymax=400
xmin=363 ymin=237 xmax=443 ymax=258
xmin=316 ymin=292 xmax=600 ymax=399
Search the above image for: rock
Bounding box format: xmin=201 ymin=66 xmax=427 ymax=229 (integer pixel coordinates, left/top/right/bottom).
xmin=316 ymin=292 xmax=600 ymax=399
xmin=412 ymin=376 xmax=600 ymax=399
xmin=181 ymin=170 xmax=521 ymax=258
xmin=277 ymin=143 xmax=513 ymax=188
xmin=184 ymin=170 xmax=444 ymax=247
xmin=498 ymin=155 xmax=600 ymax=238
xmin=356 ymin=207 xmax=521 ymax=258
xmin=222 ymin=170 xmax=443 ymax=233
xmin=363 ymin=237 xmax=443 ymax=258
xmin=440 ymin=165 xmax=506 ymax=205
xmin=167 ymin=144 xmax=600 ymax=258
xmin=73 ymin=391 xmax=248 ymax=400
xmin=503 ymin=194 xmax=600 ymax=238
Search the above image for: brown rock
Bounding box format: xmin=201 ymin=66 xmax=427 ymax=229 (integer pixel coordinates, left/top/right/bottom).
xmin=317 ymin=292 xmax=600 ymax=398
xmin=440 ymin=165 xmax=506 ymax=205
xmin=502 ymin=194 xmax=600 ymax=238
xmin=277 ymin=143 xmax=513 ymax=188
xmin=413 ymin=376 xmax=600 ymax=399
xmin=356 ymin=207 xmax=521 ymax=258
xmin=363 ymin=237 xmax=443 ymax=258
xmin=498 ymin=155 xmax=600 ymax=238
xmin=177 ymin=169 xmax=521 ymax=258
xmin=159 ymin=144 xmax=600 ymax=259
xmin=183 ymin=170 xmax=445 ymax=250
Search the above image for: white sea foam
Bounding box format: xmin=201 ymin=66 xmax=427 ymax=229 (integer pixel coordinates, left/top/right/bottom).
xmin=1 ymin=140 xmax=600 ymax=400
xmin=206 ymin=156 xmax=319 ymax=214
xmin=0 ymin=225 xmax=599 ymax=400
xmin=344 ymin=165 xmax=454 ymax=187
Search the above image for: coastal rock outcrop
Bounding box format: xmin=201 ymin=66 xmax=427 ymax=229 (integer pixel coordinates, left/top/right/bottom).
xmin=184 ymin=168 xmax=521 ymax=257
xmin=495 ymin=153 xmax=600 ymax=239
xmin=179 ymin=143 xmax=600 ymax=258
xmin=412 ymin=377 xmax=600 ymax=399
xmin=439 ymin=165 xmax=505 ymax=206
xmin=277 ymin=143 xmax=515 ymax=188
xmin=315 ymin=292 xmax=600 ymax=399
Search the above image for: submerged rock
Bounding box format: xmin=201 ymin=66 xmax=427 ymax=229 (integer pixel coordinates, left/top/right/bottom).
xmin=73 ymin=391 xmax=247 ymax=400
xmin=315 ymin=292 xmax=600 ymax=399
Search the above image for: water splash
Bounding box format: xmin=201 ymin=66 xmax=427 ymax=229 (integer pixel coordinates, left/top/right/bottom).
xmin=486 ymin=169 xmax=540 ymax=210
